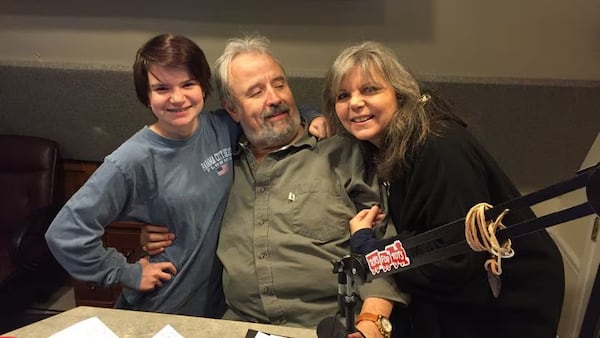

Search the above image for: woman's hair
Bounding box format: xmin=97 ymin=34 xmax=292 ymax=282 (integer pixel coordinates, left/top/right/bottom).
xmin=132 ymin=33 xmax=212 ymax=107
xmin=213 ymin=34 xmax=285 ymax=109
xmin=323 ymin=41 xmax=463 ymax=180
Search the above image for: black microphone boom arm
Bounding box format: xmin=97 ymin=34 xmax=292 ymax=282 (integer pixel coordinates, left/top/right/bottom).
xmin=330 ymin=162 xmax=600 ymax=334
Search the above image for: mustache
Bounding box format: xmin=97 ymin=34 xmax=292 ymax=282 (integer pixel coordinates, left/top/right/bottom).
xmin=262 ymin=103 xmax=290 ymax=119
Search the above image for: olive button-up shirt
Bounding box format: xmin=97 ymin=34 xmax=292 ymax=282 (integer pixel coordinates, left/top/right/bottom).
xmin=218 ymin=130 xmax=404 ymax=328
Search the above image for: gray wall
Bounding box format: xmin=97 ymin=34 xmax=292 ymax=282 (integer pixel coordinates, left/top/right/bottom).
xmin=1 ymin=63 xmax=598 ymax=193
xmin=2 ymin=1 xmax=599 ymax=192
xmin=1 ymin=0 xmax=599 ymax=80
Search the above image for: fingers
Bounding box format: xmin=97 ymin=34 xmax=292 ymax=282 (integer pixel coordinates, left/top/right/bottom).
xmin=315 ymin=123 xmax=332 ymax=139
xmin=148 ymin=232 xmax=175 ymax=242
xmin=158 ymin=262 xmax=178 ymax=276
xmin=310 ymin=125 xmax=326 ymax=139
xmin=154 ymin=271 xmax=171 ymax=288
xmin=308 ymin=116 xmax=332 ymax=140
xmin=143 ymin=225 xmax=171 ymax=233
xmin=151 ymin=263 xmax=177 ymax=289
xmin=362 ymin=205 xmax=381 ymax=223
xmin=354 ymin=320 xmax=379 ymax=338
xmin=142 ymin=238 xmax=174 ymax=256
xmin=346 ymin=333 xmax=366 ymax=338
xmin=355 ymin=208 xmax=372 ymax=219
xmin=140 ymin=224 xmax=175 ymax=256
xmin=138 ymin=261 xmax=178 ymax=291
xmin=373 ymin=212 xmax=385 ymax=224
xmin=349 ymin=205 xmax=383 ymax=235
xmin=142 ymin=261 xmax=177 ymax=278
xmin=142 ymin=246 xmax=165 ymax=256
xmin=142 ymin=230 xmax=174 ymax=244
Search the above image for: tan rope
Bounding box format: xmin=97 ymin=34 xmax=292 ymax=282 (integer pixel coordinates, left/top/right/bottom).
xmin=465 ymin=203 xmax=514 ymax=275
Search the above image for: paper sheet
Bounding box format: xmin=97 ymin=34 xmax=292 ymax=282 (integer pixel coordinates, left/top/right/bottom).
xmin=152 ymin=324 xmax=184 ymax=338
xmin=49 ymin=317 xmax=118 ymax=338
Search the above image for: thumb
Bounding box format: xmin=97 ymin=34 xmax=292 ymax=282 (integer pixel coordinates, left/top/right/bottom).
xmin=138 ymin=256 xmax=150 ymax=267
xmin=362 ymin=205 xmax=381 ymax=223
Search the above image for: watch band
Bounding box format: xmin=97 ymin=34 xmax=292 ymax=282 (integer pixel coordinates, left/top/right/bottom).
xmin=355 ymin=312 xmax=379 ymax=325
xmin=355 ymin=312 xmax=392 ymax=338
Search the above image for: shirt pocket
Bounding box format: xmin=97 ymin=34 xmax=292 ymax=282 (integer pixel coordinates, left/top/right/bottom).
xmin=289 ymin=181 xmax=354 ymax=242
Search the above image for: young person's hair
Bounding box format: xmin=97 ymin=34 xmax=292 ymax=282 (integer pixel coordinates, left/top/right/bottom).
xmin=133 ymin=33 xmax=212 ymax=107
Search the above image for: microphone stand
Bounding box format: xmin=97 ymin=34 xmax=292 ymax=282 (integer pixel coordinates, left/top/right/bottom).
xmin=332 ymin=255 xmax=368 ymax=334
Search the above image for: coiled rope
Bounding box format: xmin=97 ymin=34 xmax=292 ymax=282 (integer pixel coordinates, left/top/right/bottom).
xmin=465 ymin=203 xmax=515 ymax=275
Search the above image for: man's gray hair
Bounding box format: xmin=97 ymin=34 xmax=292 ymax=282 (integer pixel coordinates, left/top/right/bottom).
xmin=214 ymin=34 xmax=284 ymax=108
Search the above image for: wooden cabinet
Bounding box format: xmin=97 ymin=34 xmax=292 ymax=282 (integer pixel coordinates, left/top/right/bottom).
xmin=63 ymin=160 xmax=100 ymax=198
xmin=63 ymin=160 xmax=143 ymax=308
xmin=72 ymin=221 xmax=143 ymax=308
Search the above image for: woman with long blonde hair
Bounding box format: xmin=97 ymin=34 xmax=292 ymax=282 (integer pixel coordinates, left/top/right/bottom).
xmin=323 ymin=41 xmax=564 ymax=338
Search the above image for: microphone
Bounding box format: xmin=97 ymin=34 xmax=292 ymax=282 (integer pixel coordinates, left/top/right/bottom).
xmin=316 ymin=316 xmax=347 ymax=338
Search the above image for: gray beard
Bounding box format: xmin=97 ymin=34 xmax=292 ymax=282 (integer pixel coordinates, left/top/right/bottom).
xmin=245 ymin=113 xmax=301 ymax=150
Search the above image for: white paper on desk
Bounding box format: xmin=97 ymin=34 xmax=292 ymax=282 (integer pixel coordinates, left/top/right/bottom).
xmin=152 ymin=324 xmax=184 ymax=338
xmin=255 ymin=332 xmax=285 ymax=338
xmin=49 ymin=316 xmax=118 ymax=338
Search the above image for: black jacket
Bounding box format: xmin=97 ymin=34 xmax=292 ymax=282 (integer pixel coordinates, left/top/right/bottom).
xmin=384 ymin=121 xmax=564 ymax=338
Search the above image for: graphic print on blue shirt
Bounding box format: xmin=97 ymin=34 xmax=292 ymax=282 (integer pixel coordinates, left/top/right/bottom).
xmin=200 ymin=147 xmax=233 ymax=175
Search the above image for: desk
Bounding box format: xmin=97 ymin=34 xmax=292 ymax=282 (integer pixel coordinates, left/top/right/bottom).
xmin=2 ymin=306 xmax=317 ymax=338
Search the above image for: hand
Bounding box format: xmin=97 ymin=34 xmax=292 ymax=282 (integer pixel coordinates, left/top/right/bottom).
xmin=308 ymin=116 xmax=332 ymax=140
xmin=348 ymin=320 xmax=383 ymax=338
xmin=350 ymin=205 xmax=385 ymax=235
xmin=351 ymin=298 xmax=393 ymax=338
xmin=141 ymin=224 xmax=175 ymax=255
xmin=137 ymin=256 xmax=177 ymax=291
xmin=347 ymin=332 xmax=367 ymax=338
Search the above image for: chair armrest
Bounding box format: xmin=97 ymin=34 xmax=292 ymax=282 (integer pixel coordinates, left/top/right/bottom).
xmin=10 ymin=205 xmax=61 ymax=270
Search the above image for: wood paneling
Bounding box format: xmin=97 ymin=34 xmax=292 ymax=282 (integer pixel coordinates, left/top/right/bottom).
xmin=63 ymin=160 xmax=100 ymax=199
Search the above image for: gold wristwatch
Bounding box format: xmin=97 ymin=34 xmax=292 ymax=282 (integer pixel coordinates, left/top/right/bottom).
xmin=355 ymin=312 xmax=392 ymax=338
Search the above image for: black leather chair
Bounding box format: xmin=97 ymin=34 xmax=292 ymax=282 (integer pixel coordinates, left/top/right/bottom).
xmin=0 ymin=135 xmax=66 ymax=327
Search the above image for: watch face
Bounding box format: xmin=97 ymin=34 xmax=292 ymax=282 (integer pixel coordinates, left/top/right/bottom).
xmin=380 ymin=317 xmax=393 ymax=332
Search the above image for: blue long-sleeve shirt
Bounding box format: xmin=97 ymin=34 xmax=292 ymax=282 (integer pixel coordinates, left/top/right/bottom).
xmin=46 ymin=109 xmax=239 ymax=316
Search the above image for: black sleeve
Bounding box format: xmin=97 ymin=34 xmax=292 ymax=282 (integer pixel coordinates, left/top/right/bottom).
xmin=349 ymin=228 xmax=378 ymax=253
xmin=391 ymin=123 xmax=497 ymax=301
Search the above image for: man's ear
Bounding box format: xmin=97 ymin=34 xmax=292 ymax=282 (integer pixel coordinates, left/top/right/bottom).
xmin=224 ymin=102 xmax=241 ymax=123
